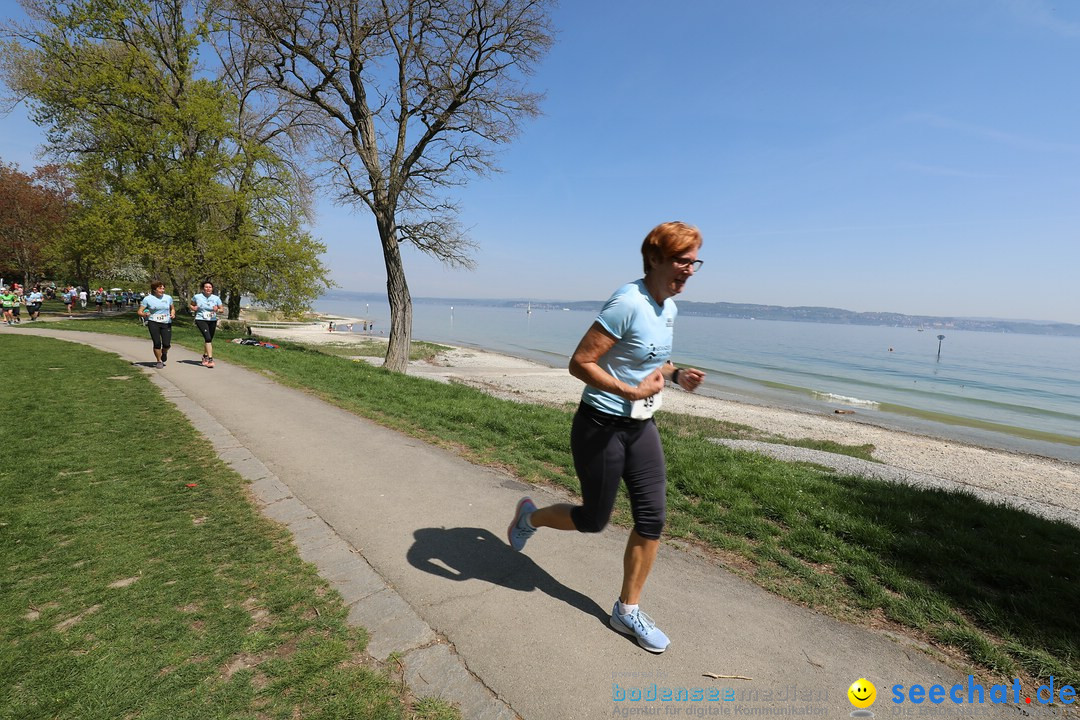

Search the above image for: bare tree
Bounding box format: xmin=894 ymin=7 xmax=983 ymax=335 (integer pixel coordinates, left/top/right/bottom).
xmin=224 ymin=0 xmax=554 ymax=372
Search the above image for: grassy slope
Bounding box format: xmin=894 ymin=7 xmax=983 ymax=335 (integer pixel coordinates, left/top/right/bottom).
xmin=0 ymin=334 xmax=457 ymax=720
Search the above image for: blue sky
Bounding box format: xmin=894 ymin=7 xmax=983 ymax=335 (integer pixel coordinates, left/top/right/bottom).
xmin=3 ymin=0 xmax=1079 ymax=323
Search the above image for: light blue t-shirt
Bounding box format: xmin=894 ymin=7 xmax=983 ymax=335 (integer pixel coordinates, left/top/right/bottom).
xmin=140 ymin=294 xmax=173 ymax=324
xmin=191 ymin=293 xmax=222 ymax=321
xmin=581 ymin=279 xmax=677 ymax=417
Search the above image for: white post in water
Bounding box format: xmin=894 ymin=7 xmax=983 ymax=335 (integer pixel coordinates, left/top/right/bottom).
xmin=937 ymin=334 xmax=946 ymax=361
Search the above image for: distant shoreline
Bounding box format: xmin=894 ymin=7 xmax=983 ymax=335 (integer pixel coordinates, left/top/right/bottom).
xmin=322 ymin=290 xmax=1080 ymax=338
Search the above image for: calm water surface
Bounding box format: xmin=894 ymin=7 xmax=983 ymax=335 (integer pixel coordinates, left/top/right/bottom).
xmin=316 ymin=296 xmax=1080 ymax=462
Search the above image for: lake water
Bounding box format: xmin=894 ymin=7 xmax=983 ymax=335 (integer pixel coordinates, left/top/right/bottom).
xmin=316 ymin=295 xmax=1080 ymax=462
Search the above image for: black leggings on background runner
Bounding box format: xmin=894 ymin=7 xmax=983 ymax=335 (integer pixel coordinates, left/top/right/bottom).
xmin=194 ymin=319 xmax=217 ymax=343
xmin=147 ymin=321 xmax=172 ymax=350
xmin=569 ymin=401 xmax=667 ymax=540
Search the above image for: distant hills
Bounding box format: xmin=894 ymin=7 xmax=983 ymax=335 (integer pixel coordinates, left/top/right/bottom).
xmin=323 ymin=290 xmax=1080 ymax=338
xmin=673 ymin=301 xmax=1080 ymax=337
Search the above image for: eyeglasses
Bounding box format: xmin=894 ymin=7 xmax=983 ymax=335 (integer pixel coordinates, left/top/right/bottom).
xmin=672 ymin=256 xmax=704 ymax=272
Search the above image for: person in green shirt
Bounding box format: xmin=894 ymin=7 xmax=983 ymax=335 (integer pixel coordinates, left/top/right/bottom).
xmin=1 ymin=288 xmax=17 ymax=325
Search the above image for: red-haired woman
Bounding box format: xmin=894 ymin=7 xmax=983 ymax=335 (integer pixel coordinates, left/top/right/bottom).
xmin=507 ymin=221 xmax=707 ymax=654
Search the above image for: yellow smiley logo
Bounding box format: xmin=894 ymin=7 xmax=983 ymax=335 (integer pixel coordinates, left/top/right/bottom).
xmin=848 ymin=678 xmax=877 ymax=709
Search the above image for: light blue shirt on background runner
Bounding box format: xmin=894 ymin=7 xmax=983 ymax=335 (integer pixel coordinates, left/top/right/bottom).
xmin=191 ymin=293 xmax=222 ymax=321
xmin=140 ymin=294 xmax=173 ymax=324
xmin=581 ymin=279 xmax=677 ymax=417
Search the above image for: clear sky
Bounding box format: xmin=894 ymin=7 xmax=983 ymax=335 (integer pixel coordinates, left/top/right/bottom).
xmin=3 ymin=0 xmax=1079 ymax=323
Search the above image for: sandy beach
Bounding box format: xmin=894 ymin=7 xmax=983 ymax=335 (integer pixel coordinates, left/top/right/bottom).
xmin=253 ymin=320 xmax=1080 ymax=527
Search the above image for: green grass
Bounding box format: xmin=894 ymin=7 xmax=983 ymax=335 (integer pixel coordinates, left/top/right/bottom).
xmin=30 ymin=316 xmax=1080 ymax=688
xmin=0 ymin=334 xmax=459 ymax=720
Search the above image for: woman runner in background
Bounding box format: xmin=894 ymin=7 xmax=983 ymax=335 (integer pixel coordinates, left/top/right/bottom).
xmin=138 ymin=281 xmax=175 ymax=369
xmin=189 ymin=281 xmax=225 ymax=368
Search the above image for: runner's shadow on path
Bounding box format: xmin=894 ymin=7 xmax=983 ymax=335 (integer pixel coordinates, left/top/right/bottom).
xmin=408 ymin=527 xmax=609 ymax=624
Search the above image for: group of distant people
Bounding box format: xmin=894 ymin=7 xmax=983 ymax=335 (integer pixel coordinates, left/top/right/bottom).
xmin=3 ymin=278 xmax=225 ymax=372
xmin=1 ymin=284 xmax=28 ymax=324
xmin=2 ymin=283 xmax=53 ymax=324
xmin=327 ymin=320 xmax=376 ymax=333
xmin=79 ymin=287 xmax=142 ymax=314
xmin=1 ymin=283 xmax=149 ymax=324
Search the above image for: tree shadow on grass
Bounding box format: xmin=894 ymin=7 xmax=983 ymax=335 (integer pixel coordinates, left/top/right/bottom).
xmin=406 ymin=526 xmax=608 ymax=624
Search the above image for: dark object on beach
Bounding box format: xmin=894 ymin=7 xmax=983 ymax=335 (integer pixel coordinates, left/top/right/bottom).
xmin=834 ymin=409 xmax=855 ymax=415
xmin=231 ymin=338 xmax=279 ymax=349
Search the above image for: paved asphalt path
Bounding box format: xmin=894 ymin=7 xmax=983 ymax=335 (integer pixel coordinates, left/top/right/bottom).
xmin=8 ymin=325 xmax=1032 ymax=719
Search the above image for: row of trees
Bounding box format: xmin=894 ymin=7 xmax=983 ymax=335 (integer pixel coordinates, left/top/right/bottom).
xmin=1 ymin=0 xmax=330 ymax=318
xmin=1 ymin=0 xmax=553 ymax=370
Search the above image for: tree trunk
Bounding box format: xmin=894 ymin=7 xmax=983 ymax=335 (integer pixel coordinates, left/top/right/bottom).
xmin=379 ymin=221 xmax=412 ymax=373
xmin=74 ymin=258 xmax=90 ymax=295
xmin=167 ymin=271 xmax=183 ymax=310
xmin=226 ymin=289 xmax=241 ymax=320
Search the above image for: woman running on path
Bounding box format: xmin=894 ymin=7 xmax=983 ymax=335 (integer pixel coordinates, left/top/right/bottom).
xmin=507 ymin=221 xmax=706 ymax=654
xmin=0 ymin=287 xmax=16 ymax=325
xmin=137 ymin=281 xmax=175 ymax=369
xmin=26 ymin=286 xmax=43 ymax=321
xmin=189 ymin=281 xmax=225 ymax=368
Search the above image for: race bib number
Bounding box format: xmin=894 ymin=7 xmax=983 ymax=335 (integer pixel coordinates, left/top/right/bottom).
xmin=150 ymin=312 xmax=170 ymax=324
xmin=630 ymin=392 xmax=662 ymax=420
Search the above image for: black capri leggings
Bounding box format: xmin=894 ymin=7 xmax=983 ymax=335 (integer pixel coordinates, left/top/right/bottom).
xmin=569 ymin=401 xmax=667 ymax=540
xmin=194 ymin=319 xmax=218 ymax=343
xmin=147 ymin=321 xmax=172 ymax=350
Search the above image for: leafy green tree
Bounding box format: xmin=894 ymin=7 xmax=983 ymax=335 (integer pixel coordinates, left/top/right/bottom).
xmin=1 ymin=0 xmax=330 ymax=315
xmin=206 ymin=15 xmax=330 ymax=316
